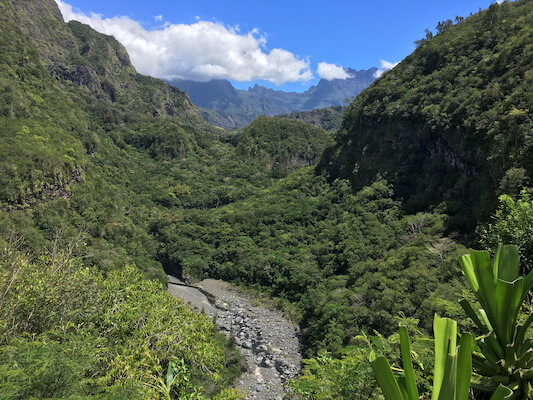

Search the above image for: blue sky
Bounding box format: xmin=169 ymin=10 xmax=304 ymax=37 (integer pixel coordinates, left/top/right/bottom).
xmin=56 ymin=0 xmax=501 ymax=92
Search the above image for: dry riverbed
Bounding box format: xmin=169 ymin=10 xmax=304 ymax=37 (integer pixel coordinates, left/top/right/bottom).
xmin=168 ymin=276 xmax=301 ymax=400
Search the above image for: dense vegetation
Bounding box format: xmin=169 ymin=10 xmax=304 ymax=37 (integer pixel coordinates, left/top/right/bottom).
xmin=478 ymin=191 xmax=533 ymax=273
xmin=231 ymin=116 xmax=333 ymax=177
xmin=0 ymin=0 xmax=332 ymax=279
xmin=0 ymin=0 xmax=333 ymax=397
xmin=0 ymin=237 xmax=242 ymax=399
xmin=319 ymin=0 xmax=533 ymax=233
xmin=279 ymin=105 xmax=346 ymax=132
xmin=0 ymin=0 xmax=531 ymax=398
xmin=153 ymin=170 xmax=468 ymax=356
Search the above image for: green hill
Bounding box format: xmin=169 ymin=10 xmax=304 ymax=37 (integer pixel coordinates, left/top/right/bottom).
xmin=319 ymin=0 xmax=533 ymax=232
xmin=279 ymin=105 xmax=346 ymax=131
xmin=232 ymin=116 xmax=333 ymax=177
xmin=0 ymin=0 xmax=333 ymax=281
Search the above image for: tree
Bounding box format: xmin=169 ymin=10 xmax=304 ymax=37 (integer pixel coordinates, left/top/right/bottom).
xmin=478 ymin=191 xmax=533 ymax=274
xmin=436 ymin=19 xmax=453 ymax=34
xmin=414 ymin=29 xmax=434 ymax=47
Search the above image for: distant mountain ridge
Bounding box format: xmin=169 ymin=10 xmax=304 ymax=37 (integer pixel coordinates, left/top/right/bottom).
xmin=167 ymin=67 xmax=377 ymax=128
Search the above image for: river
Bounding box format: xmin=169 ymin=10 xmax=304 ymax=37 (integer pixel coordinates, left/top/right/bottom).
xmin=167 ymin=276 xmax=302 ymax=400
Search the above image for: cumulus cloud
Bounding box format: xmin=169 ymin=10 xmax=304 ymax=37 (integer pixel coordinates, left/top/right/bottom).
xmin=374 ymin=59 xmax=399 ymax=78
xmin=55 ymin=0 xmax=313 ymax=85
xmin=154 ymin=15 xmax=163 ymax=22
xmin=316 ymin=62 xmax=350 ymax=80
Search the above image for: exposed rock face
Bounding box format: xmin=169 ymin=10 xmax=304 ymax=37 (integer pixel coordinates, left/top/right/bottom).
xmin=168 ymin=277 xmax=302 ymax=400
xmin=8 ymin=0 xmax=200 ymax=120
xmin=49 ymin=63 xmax=99 ymax=90
xmin=11 ymin=0 xmax=77 ymax=65
xmin=1 ymin=165 xmax=86 ymax=211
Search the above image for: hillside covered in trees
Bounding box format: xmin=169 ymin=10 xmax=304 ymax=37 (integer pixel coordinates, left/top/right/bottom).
xmin=319 ymin=0 xmax=533 ymax=233
xmin=0 ymin=0 xmax=531 ymax=398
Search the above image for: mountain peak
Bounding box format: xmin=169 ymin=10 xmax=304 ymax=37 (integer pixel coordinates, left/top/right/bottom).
xmin=10 ymin=0 xmax=77 ymax=66
xmin=168 ymin=67 xmax=376 ymax=128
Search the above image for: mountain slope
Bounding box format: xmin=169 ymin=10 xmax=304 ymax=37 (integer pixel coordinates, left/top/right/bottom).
xmin=302 ymin=68 xmax=377 ymax=110
xmin=0 ymin=0 xmax=333 ymax=282
xmin=7 ymin=0 xmax=198 ymax=122
xmin=279 ymin=106 xmax=346 ymax=131
xmin=0 ymin=0 xmax=210 ymax=210
xmin=319 ymin=0 xmax=533 ymax=232
xmin=232 ymin=116 xmax=333 ymax=177
xmin=167 ymin=68 xmax=377 ymax=128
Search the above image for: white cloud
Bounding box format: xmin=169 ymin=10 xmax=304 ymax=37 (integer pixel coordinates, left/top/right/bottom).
xmin=374 ymin=59 xmax=399 ymax=78
xmin=316 ymin=62 xmax=350 ymax=80
xmin=55 ymin=0 xmax=313 ymax=85
xmin=154 ymin=15 xmax=163 ymax=22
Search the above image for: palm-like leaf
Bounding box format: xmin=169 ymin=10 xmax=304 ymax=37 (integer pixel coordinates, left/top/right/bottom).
xmin=458 ymin=245 xmax=533 ymax=398
xmin=372 ymin=316 xmax=473 ymax=400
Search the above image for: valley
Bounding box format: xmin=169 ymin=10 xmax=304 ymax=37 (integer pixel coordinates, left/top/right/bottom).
xmin=0 ymin=0 xmax=532 ymax=399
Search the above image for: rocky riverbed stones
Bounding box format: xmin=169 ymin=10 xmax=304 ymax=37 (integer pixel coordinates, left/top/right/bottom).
xmin=168 ymin=276 xmax=301 ymax=400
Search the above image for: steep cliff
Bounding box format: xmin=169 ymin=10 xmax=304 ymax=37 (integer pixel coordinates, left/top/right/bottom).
xmin=319 ymin=0 xmax=533 ymax=232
